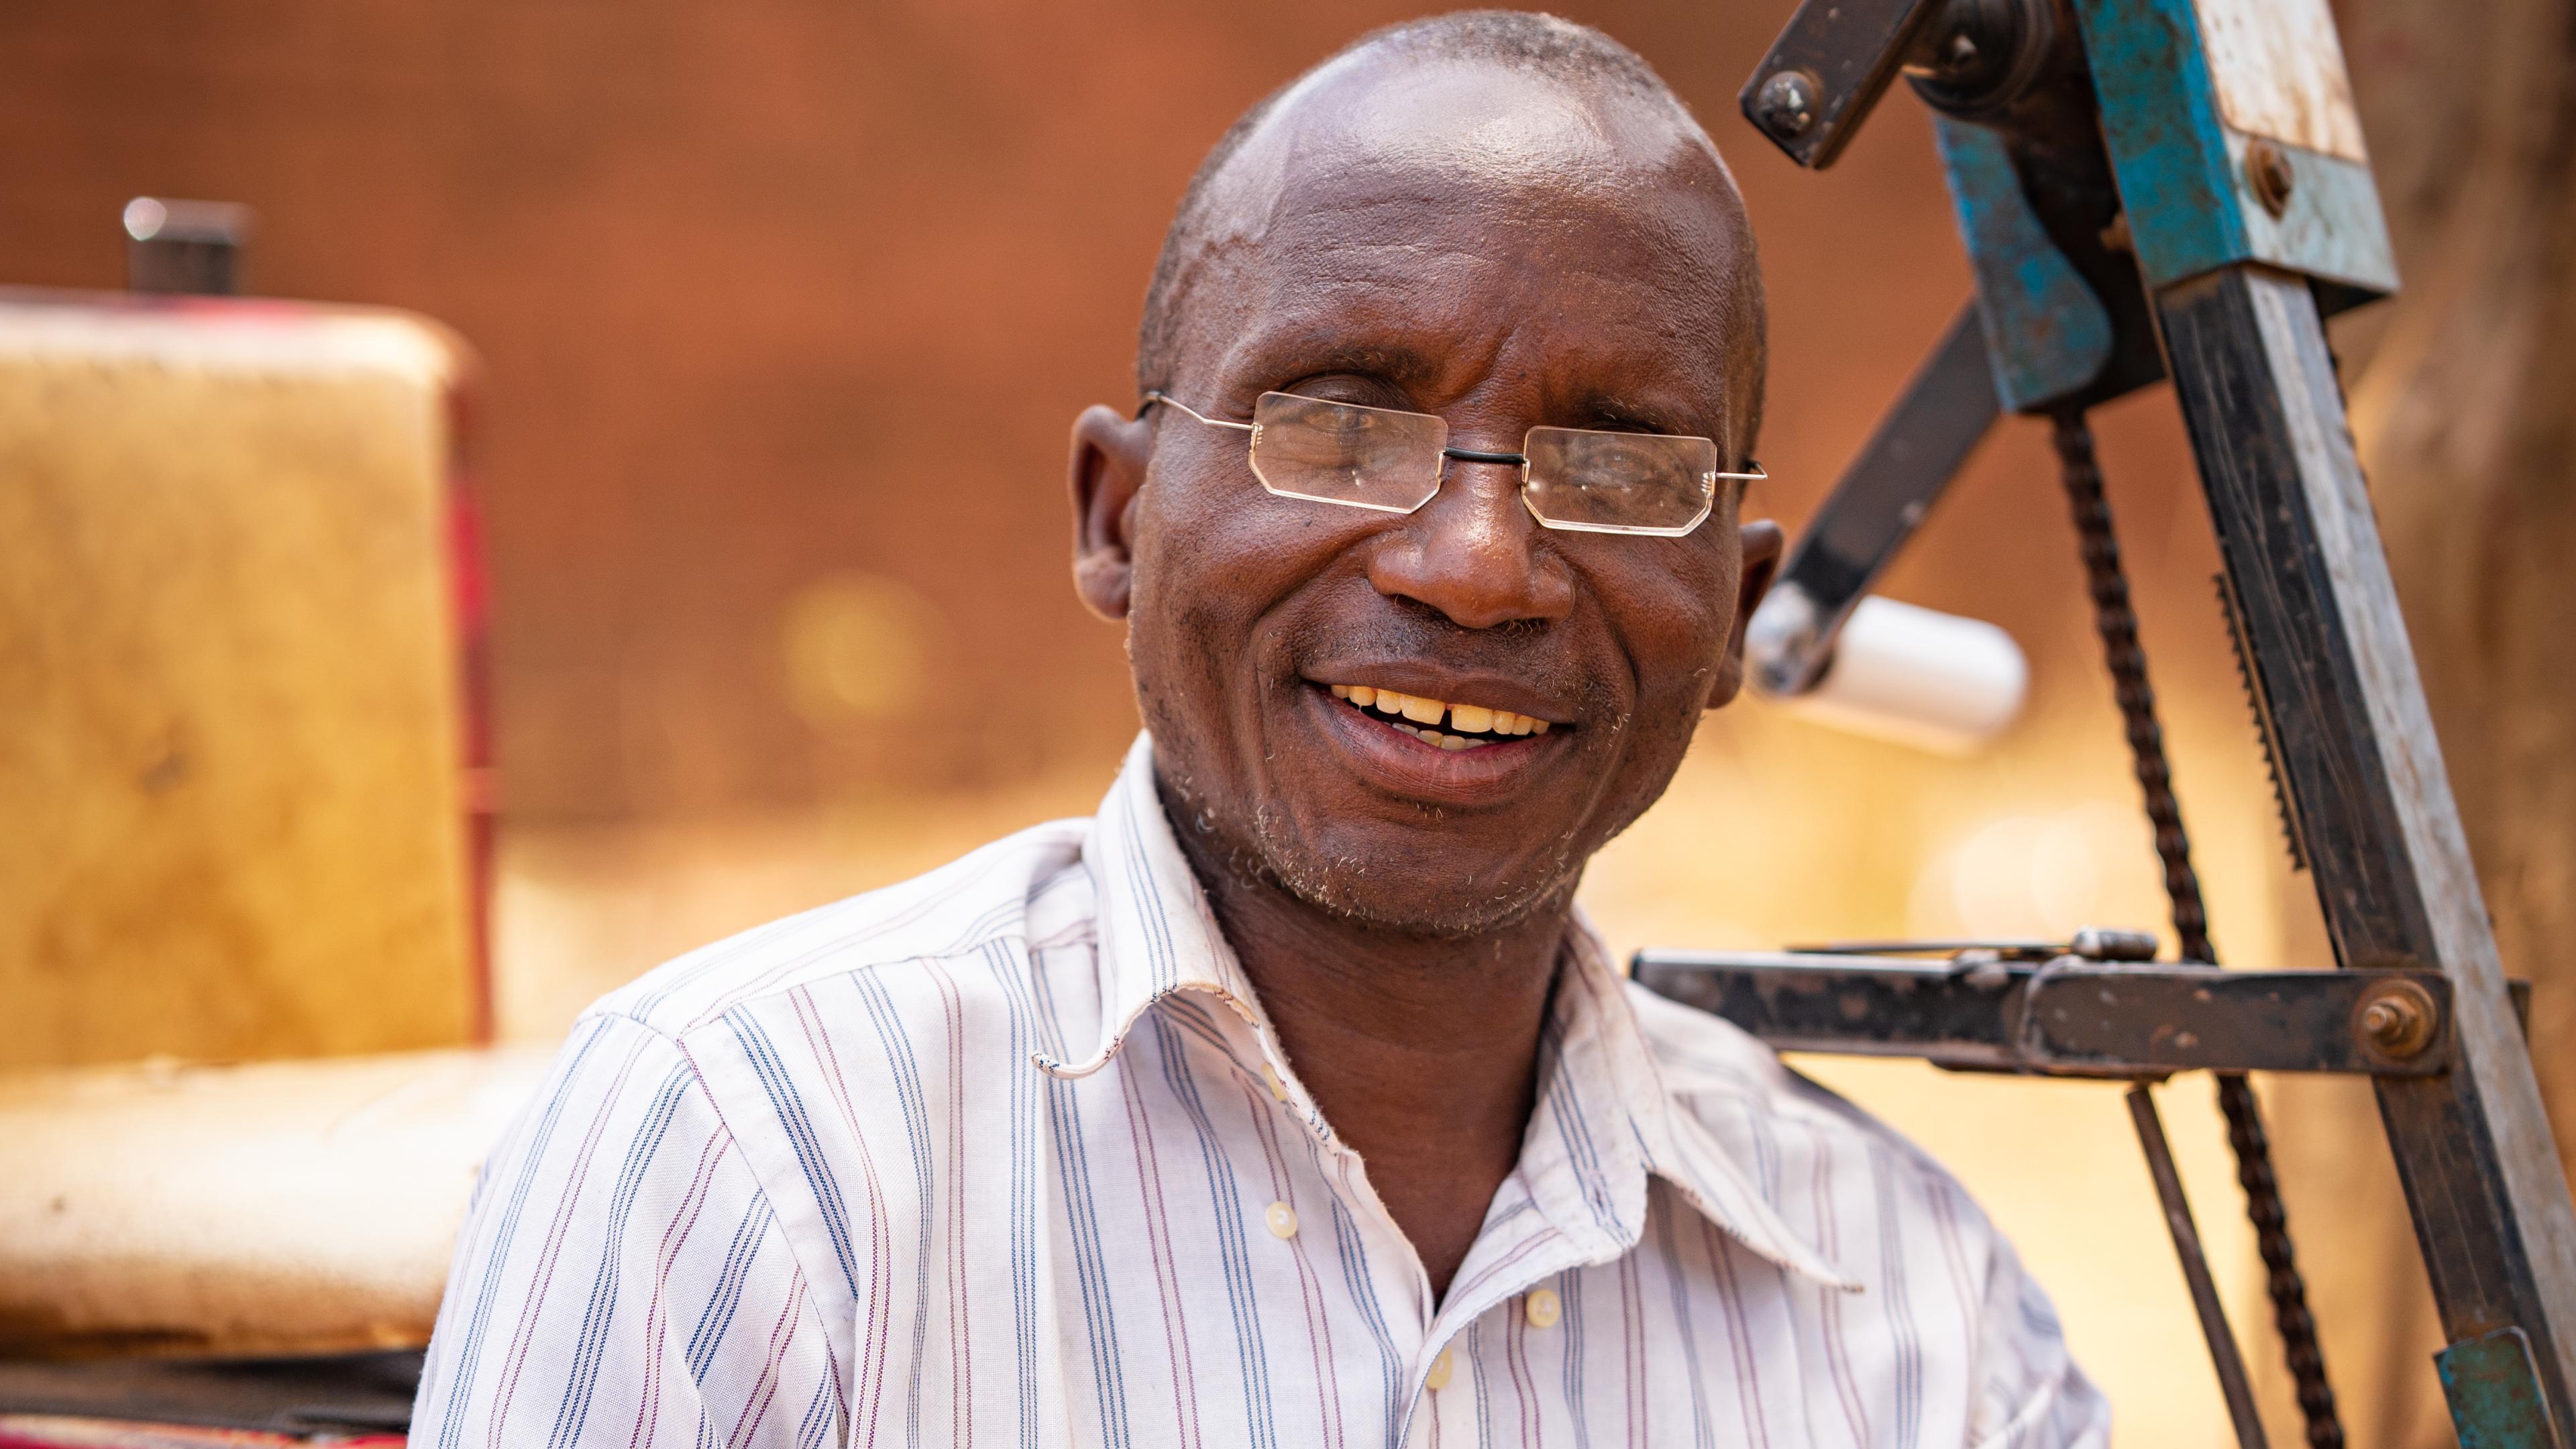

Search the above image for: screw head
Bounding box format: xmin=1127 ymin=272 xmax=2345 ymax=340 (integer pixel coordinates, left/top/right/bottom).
xmin=1755 ymin=70 xmax=1820 ymax=140
xmin=2246 ymin=140 xmax=2296 ymax=217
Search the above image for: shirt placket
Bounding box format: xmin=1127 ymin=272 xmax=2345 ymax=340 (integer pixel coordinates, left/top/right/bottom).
xmin=1390 ymin=1019 xmax=1654 ymax=1443
xmin=1393 ymin=1171 xmax=1666 ymax=1448
xmin=1187 ymin=993 xmax=1449 ymax=1354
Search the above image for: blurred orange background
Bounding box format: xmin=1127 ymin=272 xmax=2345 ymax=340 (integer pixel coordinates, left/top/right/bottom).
xmin=2 ymin=1 xmax=2557 ymax=1444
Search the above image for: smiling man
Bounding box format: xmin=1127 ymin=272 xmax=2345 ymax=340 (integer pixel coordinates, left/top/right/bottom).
xmin=415 ymin=12 xmax=2108 ymax=1448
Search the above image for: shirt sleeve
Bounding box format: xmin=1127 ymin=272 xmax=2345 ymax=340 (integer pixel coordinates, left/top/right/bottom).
xmin=1965 ymin=1227 xmax=2114 ymax=1448
xmin=412 ymin=1012 xmax=845 ymax=1449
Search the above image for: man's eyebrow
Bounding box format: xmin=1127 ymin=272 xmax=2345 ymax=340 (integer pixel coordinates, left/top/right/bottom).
xmin=1220 ymin=327 xmax=1727 ymax=433
xmin=1566 ymin=390 xmax=1713 ymax=437
xmin=1226 ymin=329 xmax=1450 ymax=394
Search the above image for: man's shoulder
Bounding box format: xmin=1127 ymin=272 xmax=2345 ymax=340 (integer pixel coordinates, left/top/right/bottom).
xmin=1623 ymin=978 xmax=1988 ymax=1199
xmin=585 ymin=816 xmax=1099 ymax=1044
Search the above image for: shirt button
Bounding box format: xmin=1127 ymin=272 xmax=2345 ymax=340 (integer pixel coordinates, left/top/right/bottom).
xmin=1261 ymin=1063 xmax=1287 ymax=1102
xmin=1265 ymin=1201 xmax=1299 ymax=1239
xmin=1524 ymin=1287 xmax=1562 ymax=1329
xmin=1424 ymin=1345 xmax=1454 ymax=1391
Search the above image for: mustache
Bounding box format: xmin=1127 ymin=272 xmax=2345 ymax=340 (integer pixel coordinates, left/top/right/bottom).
xmin=1277 ymin=607 xmax=1623 ymax=716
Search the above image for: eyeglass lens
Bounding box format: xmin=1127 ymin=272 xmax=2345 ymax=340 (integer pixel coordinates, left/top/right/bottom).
xmin=1244 ymin=392 xmax=1719 ymax=535
xmin=1248 ymin=392 xmax=1448 ymax=513
xmin=1521 ymin=426 xmax=1717 ymax=535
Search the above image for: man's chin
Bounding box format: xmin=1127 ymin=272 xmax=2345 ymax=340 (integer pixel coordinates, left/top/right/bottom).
xmin=1246 ymin=831 xmax=1578 ymax=942
xmin=1156 ymin=755 xmax=1582 ymax=941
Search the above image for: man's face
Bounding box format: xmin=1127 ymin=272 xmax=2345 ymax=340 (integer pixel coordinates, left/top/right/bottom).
xmin=1077 ymin=64 xmax=1777 ymax=938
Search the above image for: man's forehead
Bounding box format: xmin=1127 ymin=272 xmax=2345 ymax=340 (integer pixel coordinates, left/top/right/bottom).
xmin=1205 ymin=54 xmax=1722 ymax=247
xmin=1148 ymin=42 xmax=1762 ymax=433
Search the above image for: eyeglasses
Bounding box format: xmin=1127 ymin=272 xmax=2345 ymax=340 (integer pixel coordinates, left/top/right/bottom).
xmin=1138 ymin=390 xmax=1764 ymax=538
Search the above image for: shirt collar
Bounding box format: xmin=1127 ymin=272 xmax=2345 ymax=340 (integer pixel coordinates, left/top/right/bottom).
xmin=1034 ymin=737 xmax=1299 ymax=1079
xmin=1551 ymin=925 xmax=1861 ymax=1289
xmin=1038 ymin=733 xmax=1854 ymax=1290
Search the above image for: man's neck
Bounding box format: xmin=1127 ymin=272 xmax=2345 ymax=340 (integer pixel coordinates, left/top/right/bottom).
xmin=1175 ymin=824 xmax=1571 ymax=1302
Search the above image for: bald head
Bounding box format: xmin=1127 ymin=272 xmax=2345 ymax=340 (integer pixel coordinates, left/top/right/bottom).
xmin=1136 ymin=11 xmax=1765 ymax=447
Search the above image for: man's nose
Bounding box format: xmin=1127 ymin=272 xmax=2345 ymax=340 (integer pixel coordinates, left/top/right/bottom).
xmin=1364 ymin=460 xmax=1575 ymax=629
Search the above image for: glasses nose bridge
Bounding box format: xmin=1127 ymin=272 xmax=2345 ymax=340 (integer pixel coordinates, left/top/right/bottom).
xmin=1413 ymin=447 xmax=1539 ymax=539
xmin=1373 ymin=441 xmax=1571 ymax=629
xmin=1429 ymin=440 xmax=1532 ymax=519
xmin=1438 ymin=440 xmax=1529 ymax=471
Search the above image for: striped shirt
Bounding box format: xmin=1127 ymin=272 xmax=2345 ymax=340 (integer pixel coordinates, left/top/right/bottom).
xmin=414 ymin=733 xmax=2110 ymax=1448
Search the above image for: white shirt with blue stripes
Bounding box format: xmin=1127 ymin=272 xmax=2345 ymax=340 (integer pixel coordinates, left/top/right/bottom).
xmin=415 ymin=733 xmax=2111 ymax=1449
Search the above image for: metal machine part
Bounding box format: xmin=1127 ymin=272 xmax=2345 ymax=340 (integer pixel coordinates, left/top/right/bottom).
xmin=2164 ymin=262 xmax=2576 ymax=1445
xmin=1633 ymin=952 xmax=2479 ymax=1079
xmin=123 ymin=198 xmax=253 ymax=297
xmin=1743 ymin=304 xmax=1998 ymax=697
xmin=1738 ymin=0 xmax=2062 ymax=168
xmin=1787 ymin=926 xmax=2159 ymax=961
xmin=2128 ymin=1081 xmax=2273 ymax=1448
xmin=1680 ymin=0 xmax=2576 ymax=1442
xmin=1902 ymin=0 xmax=2061 ymax=121
xmin=2054 ymin=407 xmax=2345 ymax=1444
xmin=1755 ymin=594 xmax=2027 ymax=754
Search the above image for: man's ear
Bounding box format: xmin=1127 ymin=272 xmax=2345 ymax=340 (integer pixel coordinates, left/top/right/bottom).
xmin=1705 ymin=517 xmax=1784 ymax=710
xmin=1069 ymin=404 xmax=1152 ymax=621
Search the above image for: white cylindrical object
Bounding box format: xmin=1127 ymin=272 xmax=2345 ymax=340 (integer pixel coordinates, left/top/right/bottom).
xmin=1758 ymin=595 xmax=2028 ymax=755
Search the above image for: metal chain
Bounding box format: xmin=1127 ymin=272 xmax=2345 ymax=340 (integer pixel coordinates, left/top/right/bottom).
xmin=2051 ymin=411 xmax=2345 ymax=1449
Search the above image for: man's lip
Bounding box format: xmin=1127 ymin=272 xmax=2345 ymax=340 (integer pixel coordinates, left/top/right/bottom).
xmin=1296 ymin=667 xmax=1576 ymax=727
xmin=1301 ymin=683 xmax=1568 ymax=806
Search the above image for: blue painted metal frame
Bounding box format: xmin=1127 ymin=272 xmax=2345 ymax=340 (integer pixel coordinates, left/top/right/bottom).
xmin=1932 ymin=117 xmax=2111 ymax=412
xmin=2071 ymin=0 xmax=2396 ymax=293
xmin=2062 ymin=0 xmax=2244 ymax=287
xmin=2439 ymin=1329 xmax=2563 ymax=1449
xmin=1930 ymin=0 xmax=2399 ymax=417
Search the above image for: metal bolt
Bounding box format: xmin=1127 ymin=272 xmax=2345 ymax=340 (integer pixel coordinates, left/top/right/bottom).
xmin=2361 ymin=997 xmax=2419 ymax=1047
xmin=2357 ymin=979 xmax=2438 ymax=1059
xmin=2245 ymin=141 xmax=2296 ymax=218
xmin=1755 ymin=70 xmax=1820 ymax=140
xmin=2071 ymin=926 xmax=2159 ymax=962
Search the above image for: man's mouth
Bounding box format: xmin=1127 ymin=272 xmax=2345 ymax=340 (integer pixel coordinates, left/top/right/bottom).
xmin=1322 ymin=682 xmax=1556 ymax=751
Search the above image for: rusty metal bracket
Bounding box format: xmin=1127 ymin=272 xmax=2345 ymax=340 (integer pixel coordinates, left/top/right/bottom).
xmin=1629 ymin=950 xmax=2516 ymax=1080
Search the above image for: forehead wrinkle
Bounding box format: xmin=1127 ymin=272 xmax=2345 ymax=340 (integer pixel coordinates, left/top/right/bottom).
xmin=1212 ymin=199 xmax=1740 ymax=413
xmin=1210 ymin=290 xmax=1513 ymax=407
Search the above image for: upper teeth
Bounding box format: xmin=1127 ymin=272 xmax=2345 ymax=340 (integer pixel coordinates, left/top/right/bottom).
xmin=1326 ymin=683 xmax=1552 ymax=739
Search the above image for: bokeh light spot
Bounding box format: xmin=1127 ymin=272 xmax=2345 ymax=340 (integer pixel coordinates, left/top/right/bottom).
xmin=780 ymin=572 xmax=943 ymax=735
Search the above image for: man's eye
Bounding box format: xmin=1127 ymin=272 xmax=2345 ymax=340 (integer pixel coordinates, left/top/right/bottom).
xmin=1579 ymin=439 xmax=1666 ymax=478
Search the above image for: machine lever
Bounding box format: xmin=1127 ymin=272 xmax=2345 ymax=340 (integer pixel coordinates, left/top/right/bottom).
xmin=1739 ymin=0 xmax=1952 ymax=168
xmin=1746 ymin=301 xmax=2000 ymax=697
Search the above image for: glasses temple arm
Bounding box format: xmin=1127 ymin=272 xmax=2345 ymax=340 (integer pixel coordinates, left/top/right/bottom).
xmin=1136 ymin=390 xmax=1254 ymax=431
